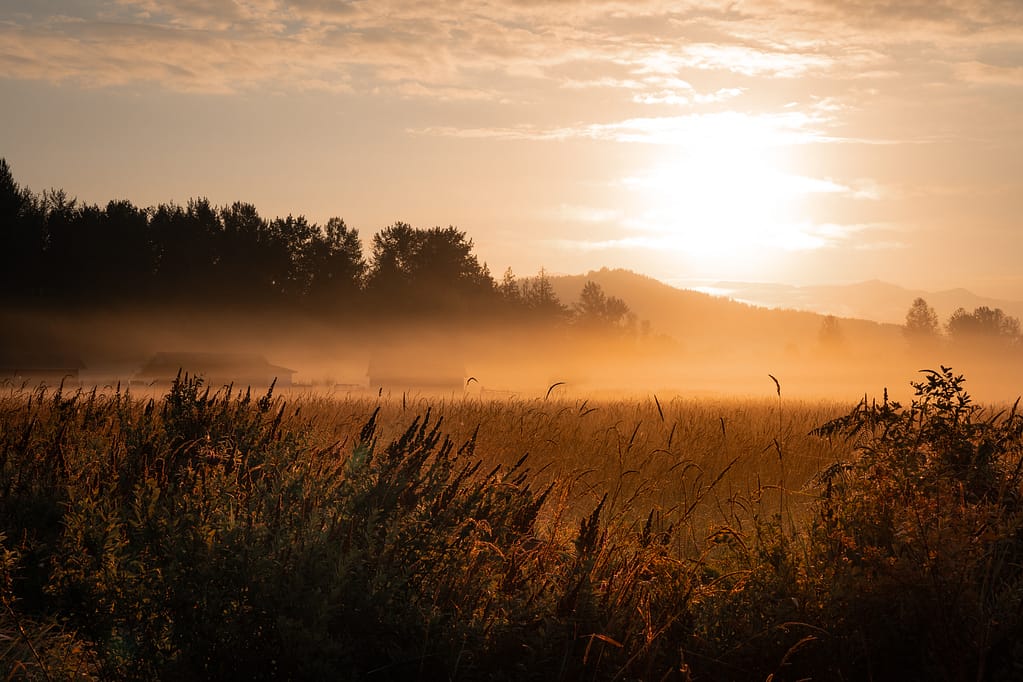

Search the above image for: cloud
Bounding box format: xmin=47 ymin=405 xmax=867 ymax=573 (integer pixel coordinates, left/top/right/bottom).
xmin=954 ymin=60 xmax=1023 ymax=86
xmin=411 ymin=109 xmax=840 ymax=145
xmin=0 ymin=0 xmax=1014 ymax=96
xmin=0 ymin=16 xmax=359 ymax=93
xmin=673 ymin=43 xmax=835 ymax=77
xmin=547 ymin=235 xmax=675 ymax=252
xmin=0 ymin=0 xmax=1019 ymax=157
xmin=545 ymin=220 xmax=880 ymax=256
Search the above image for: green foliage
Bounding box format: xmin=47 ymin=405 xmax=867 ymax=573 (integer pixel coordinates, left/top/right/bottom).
xmin=2 ymin=532 xmax=99 ymax=680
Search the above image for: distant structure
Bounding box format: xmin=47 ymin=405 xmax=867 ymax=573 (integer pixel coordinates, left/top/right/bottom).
xmin=136 ymin=352 xmax=295 ymax=389
xmin=0 ymin=352 xmax=86 ymax=386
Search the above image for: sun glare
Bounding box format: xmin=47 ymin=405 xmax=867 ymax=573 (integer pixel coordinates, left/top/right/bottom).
xmin=624 ymin=114 xmax=842 ymax=276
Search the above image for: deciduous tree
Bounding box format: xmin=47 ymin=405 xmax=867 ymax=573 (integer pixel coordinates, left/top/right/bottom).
xmin=904 ymin=297 xmax=940 ymax=344
xmin=946 ymin=306 xmax=1021 ymax=347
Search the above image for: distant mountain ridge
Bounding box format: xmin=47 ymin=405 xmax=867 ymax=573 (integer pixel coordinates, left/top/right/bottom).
xmin=544 ymin=268 xmax=900 ymax=356
xmin=703 ymin=279 xmax=1023 ymax=325
xmin=544 ymin=268 xmax=1023 ymax=347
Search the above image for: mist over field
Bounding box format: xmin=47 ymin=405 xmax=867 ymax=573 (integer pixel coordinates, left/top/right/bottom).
xmin=5 ymin=158 xmax=1023 ymax=404
xmin=6 ymin=0 xmax=1023 ymax=675
xmin=5 ymin=297 xmax=1023 ymax=404
xmin=5 ymin=162 xmax=1023 ymax=680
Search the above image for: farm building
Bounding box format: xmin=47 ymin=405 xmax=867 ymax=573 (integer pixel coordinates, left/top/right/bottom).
xmin=136 ymin=352 xmax=295 ymax=389
xmin=0 ymin=352 xmax=86 ymax=386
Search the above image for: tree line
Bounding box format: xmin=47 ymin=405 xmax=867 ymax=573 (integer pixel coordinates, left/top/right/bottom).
xmin=0 ymin=159 xmax=634 ymax=331
xmin=904 ymin=297 xmax=1021 ymax=348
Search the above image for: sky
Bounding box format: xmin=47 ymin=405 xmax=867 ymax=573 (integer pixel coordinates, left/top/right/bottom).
xmin=2 ymin=0 xmax=1022 ymax=300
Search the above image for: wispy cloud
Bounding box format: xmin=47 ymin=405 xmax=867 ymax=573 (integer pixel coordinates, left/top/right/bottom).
xmin=411 ymin=109 xmax=839 ymax=145
xmin=2 ymin=0 xmax=1020 ymax=100
xmin=549 ymin=220 xmax=903 ymax=258
xmin=669 ymin=43 xmax=835 ymax=77
xmin=546 ymin=235 xmax=681 ymax=253
xmin=955 ymin=60 xmax=1023 ymax=86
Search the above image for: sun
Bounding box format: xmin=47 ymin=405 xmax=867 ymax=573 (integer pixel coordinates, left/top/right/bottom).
xmin=623 ymin=113 xmax=838 ymax=276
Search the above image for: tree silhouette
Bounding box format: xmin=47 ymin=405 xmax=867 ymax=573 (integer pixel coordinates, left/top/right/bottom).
xmin=150 ymin=198 xmax=222 ymax=302
xmin=266 ymin=214 xmax=317 ymax=300
xmin=219 ymin=202 xmax=277 ymax=301
xmin=903 ymin=297 xmax=940 ymax=345
xmin=521 ymin=267 xmax=568 ymax=320
xmin=304 ymin=217 xmax=366 ymax=307
xmin=946 ymin=306 xmax=1021 ymax=347
xmin=573 ymin=281 xmax=632 ymax=332
xmin=0 ymin=159 xmax=45 ymax=302
xmin=414 ymin=226 xmax=493 ymax=294
xmin=818 ymin=314 xmax=844 ymax=351
xmin=367 ymin=221 xmax=418 ymax=300
xmin=98 ymin=200 xmax=156 ymax=300
xmin=498 ymin=267 xmax=521 ymax=304
xmin=39 ymin=189 xmax=86 ymax=302
xmin=366 ymin=223 xmax=494 ymax=312
xmin=0 ymin=159 xmax=582 ymax=328
xmin=0 ymin=158 xmax=23 ymax=223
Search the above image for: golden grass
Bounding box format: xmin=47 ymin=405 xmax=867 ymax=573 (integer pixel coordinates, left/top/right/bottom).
xmin=276 ymin=389 xmax=853 ymax=543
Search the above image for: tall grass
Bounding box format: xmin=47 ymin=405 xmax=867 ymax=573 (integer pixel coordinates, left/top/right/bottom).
xmin=2 ymin=369 xmax=1022 ymax=680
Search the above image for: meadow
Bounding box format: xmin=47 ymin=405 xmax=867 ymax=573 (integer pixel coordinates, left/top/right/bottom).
xmin=3 ymin=369 xmax=1023 ymax=680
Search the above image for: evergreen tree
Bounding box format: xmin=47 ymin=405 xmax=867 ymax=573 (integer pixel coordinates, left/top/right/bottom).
xmin=522 ymin=267 xmax=568 ymax=320
xmin=498 ymin=267 xmax=521 ymax=304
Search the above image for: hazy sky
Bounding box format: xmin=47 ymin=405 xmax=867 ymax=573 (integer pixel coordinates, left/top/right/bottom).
xmin=2 ymin=1 xmax=1022 ymax=298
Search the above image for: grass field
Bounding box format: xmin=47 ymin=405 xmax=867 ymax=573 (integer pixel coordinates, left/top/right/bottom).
xmin=3 ymin=370 xmax=1022 ymax=680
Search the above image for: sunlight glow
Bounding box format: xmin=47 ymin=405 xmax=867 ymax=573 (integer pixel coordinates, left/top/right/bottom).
xmin=623 ymin=113 xmax=849 ymax=273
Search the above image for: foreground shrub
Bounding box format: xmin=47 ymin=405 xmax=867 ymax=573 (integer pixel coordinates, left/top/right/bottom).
xmin=805 ymin=367 xmax=1023 ymax=680
xmin=2 ymin=532 xmax=98 ymax=680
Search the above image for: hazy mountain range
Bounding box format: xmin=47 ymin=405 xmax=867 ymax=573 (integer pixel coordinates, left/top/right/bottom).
xmin=699 ymin=279 xmax=1023 ymax=326
xmin=547 ymin=268 xmax=899 ymax=357
xmin=550 ymin=269 xmax=1023 ymax=328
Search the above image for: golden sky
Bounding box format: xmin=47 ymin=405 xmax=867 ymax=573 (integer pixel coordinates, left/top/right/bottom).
xmin=2 ymin=1 xmax=1021 ymax=298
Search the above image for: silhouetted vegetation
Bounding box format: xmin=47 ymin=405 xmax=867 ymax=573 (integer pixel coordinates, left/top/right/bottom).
xmin=0 ymin=159 xmax=613 ymax=331
xmin=903 ymin=296 xmax=941 ymax=344
xmin=818 ymin=314 xmax=844 ymax=351
xmin=573 ymin=281 xmax=634 ymax=334
xmin=902 ymin=298 xmax=1021 ymax=351
xmin=947 ymin=306 xmax=1022 ymax=348
xmin=3 ymin=369 xmax=1023 ymax=679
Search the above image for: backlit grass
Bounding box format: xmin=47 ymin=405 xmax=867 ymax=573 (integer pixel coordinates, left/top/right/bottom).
xmin=2 ymin=369 xmax=1021 ymax=680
